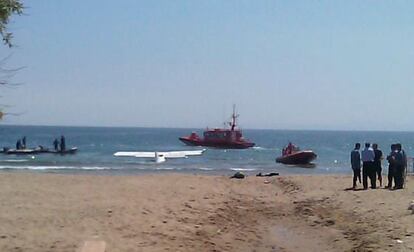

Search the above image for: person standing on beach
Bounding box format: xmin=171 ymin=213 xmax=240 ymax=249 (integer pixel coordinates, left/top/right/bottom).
xmin=372 ymin=143 xmax=383 ymax=187
xmin=361 ymin=142 xmax=376 ymax=189
xmin=394 ymin=143 xmax=406 ymax=189
xmin=400 ymin=144 xmax=408 ymax=188
xmin=386 ymin=144 xmax=397 ymax=189
xmin=351 ymin=143 xmax=362 ymax=189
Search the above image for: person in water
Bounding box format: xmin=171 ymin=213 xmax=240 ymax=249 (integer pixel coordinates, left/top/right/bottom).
xmin=372 ymin=143 xmax=383 ymax=187
xmin=60 ymin=135 xmax=66 ymax=151
xmin=361 ymin=142 xmax=376 ymax=189
xmin=386 ymin=144 xmax=397 ymax=189
xmin=53 ymin=138 xmax=59 ymax=151
xmin=350 ymin=143 xmax=361 ymax=189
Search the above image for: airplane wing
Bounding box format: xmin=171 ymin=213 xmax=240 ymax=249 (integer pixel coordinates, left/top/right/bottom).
xmin=113 ymin=151 xmax=156 ymax=158
xmin=163 ymin=149 xmax=206 ymax=158
xmin=114 ymin=149 xmax=206 ymax=159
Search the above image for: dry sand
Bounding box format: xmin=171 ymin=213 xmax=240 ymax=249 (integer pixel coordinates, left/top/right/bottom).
xmin=0 ymin=172 xmax=412 ymax=252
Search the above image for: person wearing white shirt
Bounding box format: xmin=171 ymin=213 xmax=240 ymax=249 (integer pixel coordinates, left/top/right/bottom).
xmin=361 ymin=142 xmax=376 ymax=189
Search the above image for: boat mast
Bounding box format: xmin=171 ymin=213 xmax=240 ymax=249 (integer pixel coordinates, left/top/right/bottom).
xmin=230 ymin=104 xmax=239 ymax=131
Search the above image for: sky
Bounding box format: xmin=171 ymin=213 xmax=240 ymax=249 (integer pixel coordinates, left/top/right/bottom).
xmin=0 ymin=0 xmax=413 ymax=131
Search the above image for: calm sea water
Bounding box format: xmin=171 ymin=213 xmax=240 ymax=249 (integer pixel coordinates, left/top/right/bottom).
xmin=0 ymin=125 xmax=413 ymax=175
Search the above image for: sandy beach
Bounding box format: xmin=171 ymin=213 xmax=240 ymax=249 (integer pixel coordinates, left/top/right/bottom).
xmin=0 ymin=172 xmax=412 ymax=252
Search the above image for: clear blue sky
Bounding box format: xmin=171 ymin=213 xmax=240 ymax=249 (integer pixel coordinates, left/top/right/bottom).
xmin=1 ymin=0 xmax=413 ymax=130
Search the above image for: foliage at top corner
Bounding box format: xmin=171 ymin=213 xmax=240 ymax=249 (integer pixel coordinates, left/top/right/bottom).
xmin=0 ymin=0 xmax=23 ymax=48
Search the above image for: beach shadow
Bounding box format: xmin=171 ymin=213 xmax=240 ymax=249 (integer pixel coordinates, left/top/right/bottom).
xmin=344 ymin=187 xmax=365 ymax=191
xmin=379 ymin=187 xmax=391 ymax=190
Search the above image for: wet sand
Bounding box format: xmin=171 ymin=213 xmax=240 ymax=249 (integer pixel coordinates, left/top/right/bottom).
xmin=0 ymin=172 xmax=412 ymax=251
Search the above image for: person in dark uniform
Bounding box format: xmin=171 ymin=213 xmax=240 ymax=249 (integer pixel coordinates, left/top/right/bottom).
xmin=22 ymin=136 xmax=26 ymax=149
xmin=399 ymin=143 xmax=408 ymax=188
xmin=386 ymin=144 xmax=397 ymax=189
xmin=60 ymin=135 xmax=66 ymax=152
xmin=350 ymin=143 xmax=361 ymax=189
xmin=16 ymin=139 xmax=22 ymax=150
xmin=394 ymin=143 xmax=406 ymax=189
xmin=53 ymin=138 xmax=59 ymax=151
xmin=372 ymin=143 xmax=383 ymax=187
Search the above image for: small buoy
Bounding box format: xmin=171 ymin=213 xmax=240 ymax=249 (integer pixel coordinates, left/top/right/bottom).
xmin=334 ymin=160 xmax=338 ymax=163
xmin=31 ymin=156 xmax=35 ymax=159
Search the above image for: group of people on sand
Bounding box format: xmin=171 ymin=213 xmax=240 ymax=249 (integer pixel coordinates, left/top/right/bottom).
xmin=351 ymin=142 xmax=407 ymax=190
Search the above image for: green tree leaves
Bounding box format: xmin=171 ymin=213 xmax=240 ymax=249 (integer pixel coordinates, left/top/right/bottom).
xmin=0 ymin=0 xmax=23 ymax=47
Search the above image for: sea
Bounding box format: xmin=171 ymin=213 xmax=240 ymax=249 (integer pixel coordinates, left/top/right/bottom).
xmin=0 ymin=125 xmax=413 ymax=175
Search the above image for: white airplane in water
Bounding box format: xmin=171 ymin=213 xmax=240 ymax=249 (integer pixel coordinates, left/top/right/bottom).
xmin=113 ymin=149 xmax=206 ymax=163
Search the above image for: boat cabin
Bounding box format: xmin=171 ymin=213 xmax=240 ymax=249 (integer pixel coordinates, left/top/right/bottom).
xmin=203 ymin=129 xmax=242 ymax=142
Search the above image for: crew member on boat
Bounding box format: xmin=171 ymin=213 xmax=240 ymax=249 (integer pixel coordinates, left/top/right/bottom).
xmin=53 ymin=138 xmax=59 ymax=151
xmin=282 ymin=142 xmax=297 ymax=156
xmin=60 ymin=135 xmax=66 ymax=151
xmin=16 ymin=139 xmax=22 ymax=150
xmin=22 ymin=136 xmax=26 ymax=149
xmin=287 ymin=142 xmax=293 ymax=154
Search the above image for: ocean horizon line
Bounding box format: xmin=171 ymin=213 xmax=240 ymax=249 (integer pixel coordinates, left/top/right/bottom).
xmin=1 ymin=123 xmax=414 ymax=134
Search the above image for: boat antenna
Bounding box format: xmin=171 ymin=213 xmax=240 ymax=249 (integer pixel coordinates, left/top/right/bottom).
xmin=230 ymin=104 xmax=239 ymax=131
